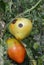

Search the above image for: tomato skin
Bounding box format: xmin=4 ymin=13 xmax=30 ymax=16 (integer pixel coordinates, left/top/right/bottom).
xmin=6 ymin=38 xmax=26 ymax=63
xmin=9 ymin=18 xmax=32 ymax=40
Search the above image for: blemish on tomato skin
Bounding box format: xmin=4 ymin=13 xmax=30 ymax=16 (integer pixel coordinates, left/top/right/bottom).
xmin=9 ymin=24 xmax=14 ymax=32
xmin=12 ymin=19 xmax=17 ymax=24
xmin=18 ymin=23 xmax=23 ymax=28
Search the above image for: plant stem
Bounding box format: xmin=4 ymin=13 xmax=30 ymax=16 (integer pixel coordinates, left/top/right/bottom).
xmin=16 ymin=0 xmax=42 ymax=18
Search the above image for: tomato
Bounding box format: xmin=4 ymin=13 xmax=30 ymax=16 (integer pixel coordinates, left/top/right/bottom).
xmin=6 ymin=38 xmax=26 ymax=63
xmin=9 ymin=18 xmax=32 ymax=40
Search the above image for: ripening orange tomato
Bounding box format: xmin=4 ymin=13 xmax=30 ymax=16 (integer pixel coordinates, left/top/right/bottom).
xmin=6 ymin=38 xmax=26 ymax=63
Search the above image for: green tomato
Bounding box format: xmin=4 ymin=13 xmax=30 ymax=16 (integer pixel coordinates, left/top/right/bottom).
xmin=9 ymin=18 xmax=32 ymax=40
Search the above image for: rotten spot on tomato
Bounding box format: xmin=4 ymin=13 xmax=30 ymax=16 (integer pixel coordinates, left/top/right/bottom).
xmin=12 ymin=19 xmax=17 ymax=24
xmin=18 ymin=23 xmax=23 ymax=28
